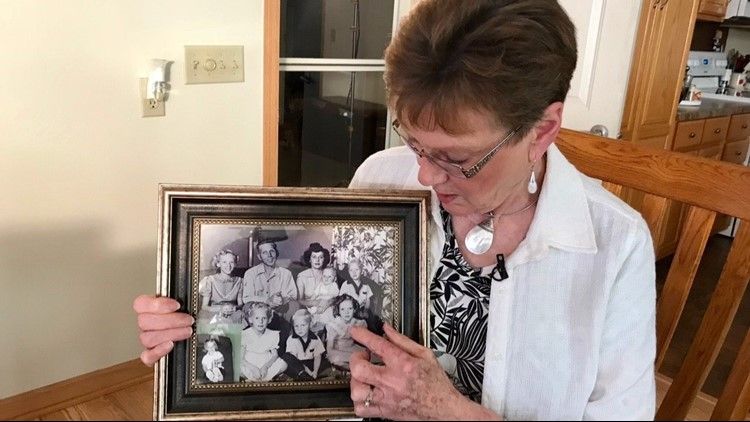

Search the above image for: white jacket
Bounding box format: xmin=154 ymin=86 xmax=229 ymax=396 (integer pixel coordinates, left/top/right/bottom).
xmin=349 ymin=143 xmax=656 ymax=420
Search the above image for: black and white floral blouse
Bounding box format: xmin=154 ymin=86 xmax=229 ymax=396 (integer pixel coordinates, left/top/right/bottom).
xmin=430 ymin=206 xmax=508 ymax=403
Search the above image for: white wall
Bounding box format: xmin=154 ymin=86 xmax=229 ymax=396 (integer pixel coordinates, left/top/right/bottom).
xmin=0 ymin=1 xmax=264 ymax=398
xmin=726 ymin=27 xmax=750 ymax=55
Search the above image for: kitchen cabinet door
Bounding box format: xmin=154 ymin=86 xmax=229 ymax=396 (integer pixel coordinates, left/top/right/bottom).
xmin=635 ymin=1 xmax=700 ymax=143
xmin=622 ymin=0 xmax=700 ymax=149
xmin=701 ymin=116 xmax=730 ymax=146
xmin=726 ymin=113 xmax=750 ymax=142
xmin=698 ymin=0 xmax=729 ymax=21
xmin=673 ymin=119 xmax=705 ymax=150
xmin=722 ymin=139 xmax=750 ymax=164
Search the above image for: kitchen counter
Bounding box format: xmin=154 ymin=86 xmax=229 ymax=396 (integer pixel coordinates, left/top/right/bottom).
xmin=677 ymin=97 xmax=750 ymax=121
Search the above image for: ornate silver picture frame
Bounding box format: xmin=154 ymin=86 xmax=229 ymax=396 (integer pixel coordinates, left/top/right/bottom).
xmin=154 ymin=185 xmax=429 ymax=420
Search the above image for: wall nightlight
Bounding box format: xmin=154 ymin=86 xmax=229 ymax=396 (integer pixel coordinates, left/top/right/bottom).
xmin=140 ymin=59 xmax=172 ymax=118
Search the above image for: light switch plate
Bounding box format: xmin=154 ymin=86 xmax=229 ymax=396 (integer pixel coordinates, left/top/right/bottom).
xmin=139 ymin=78 xmax=165 ymax=117
xmin=185 ymin=45 xmax=244 ymax=84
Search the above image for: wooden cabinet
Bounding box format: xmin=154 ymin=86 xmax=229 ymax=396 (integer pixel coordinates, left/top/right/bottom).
xmin=673 ymin=119 xmax=704 ymax=149
xmin=726 ymin=113 xmax=750 ymax=142
xmin=621 ymin=0 xmax=700 ymax=149
xmin=671 ymin=116 xmax=730 ymax=151
xmin=620 ymin=0 xmax=744 ymax=259
xmin=697 ymin=0 xmax=730 ymax=21
xmin=702 ymin=117 xmax=731 ymax=146
xmin=722 ymin=139 xmax=750 ymax=163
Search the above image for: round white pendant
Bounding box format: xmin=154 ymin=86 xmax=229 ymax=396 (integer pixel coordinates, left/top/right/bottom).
xmin=465 ymin=222 xmax=494 ymax=255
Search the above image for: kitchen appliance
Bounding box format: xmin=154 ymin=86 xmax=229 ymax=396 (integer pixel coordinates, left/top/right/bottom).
xmin=685 ymin=50 xmax=750 ymax=103
xmin=685 ymin=51 xmax=729 ymax=93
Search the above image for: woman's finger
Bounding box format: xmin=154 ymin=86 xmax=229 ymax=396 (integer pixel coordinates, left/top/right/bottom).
xmin=139 ymin=327 xmax=193 ymax=349
xmin=350 ymin=326 xmax=407 ymax=365
xmin=350 ymin=357 xmax=389 ymax=387
xmin=350 ymin=378 xmax=386 ymax=403
xmin=383 ymin=323 xmax=432 ymax=359
xmin=140 ymin=341 xmax=174 ymax=366
xmin=349 ymin=349 xmax=371 ymax=365
xmin=137 ymin=312 xmax=194 ymax=331
xmin=133 ymin=295 xmax=181 ymax=314
xmin=354 ymin=400 xmax=385 ymax=419
xmin=349 ymin=377 xmax=369 ymax=402
xmin=352 ymin=379 xmax=385 ymax=418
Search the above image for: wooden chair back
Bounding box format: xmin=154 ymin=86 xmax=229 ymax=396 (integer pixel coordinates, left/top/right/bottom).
xmin=556 ymin=129 xmax=750 ymax=420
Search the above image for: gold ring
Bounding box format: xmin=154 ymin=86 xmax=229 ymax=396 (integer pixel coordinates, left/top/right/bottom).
xmin=364 ymin=386 xmax=374 ymax=408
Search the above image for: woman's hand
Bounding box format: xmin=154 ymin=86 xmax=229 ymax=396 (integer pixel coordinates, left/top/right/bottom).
xmin=133 ymin=295 xmax=194 ymax=366
xmin=349 ymin=324 xmax=501 ymax=421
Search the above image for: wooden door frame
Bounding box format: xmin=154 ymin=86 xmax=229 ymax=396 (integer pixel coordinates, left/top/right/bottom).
xmin=263 ymin=0 xmax=280 ymax=187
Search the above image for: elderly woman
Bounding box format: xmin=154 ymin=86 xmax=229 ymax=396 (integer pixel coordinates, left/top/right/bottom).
xmin=134 ymin=0 xmax=655 ymax=420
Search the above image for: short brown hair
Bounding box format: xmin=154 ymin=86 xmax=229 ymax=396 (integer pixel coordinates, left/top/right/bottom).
xmin=385 ymin=0 xmax=577 ymax=138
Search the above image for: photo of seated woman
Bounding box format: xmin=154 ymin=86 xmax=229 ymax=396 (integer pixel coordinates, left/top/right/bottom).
xmin=296 ymin=243 xmax=340 ymax=334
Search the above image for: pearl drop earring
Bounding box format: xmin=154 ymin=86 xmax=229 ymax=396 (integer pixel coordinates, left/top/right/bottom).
xmin=527 ymin=166 xmax=538 ymax=194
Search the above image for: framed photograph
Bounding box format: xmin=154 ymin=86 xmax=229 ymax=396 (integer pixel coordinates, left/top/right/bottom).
xmin=154 ymin=185 xmax=430 ymax=420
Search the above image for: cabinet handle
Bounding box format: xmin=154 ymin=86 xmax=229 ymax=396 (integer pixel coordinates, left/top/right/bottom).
xmin=743 ymin=124 xmax=749 ymax=129
xmin=660 ymin=0 xmax=669 ymax=10
xmin=653 ymin=0 xmax=661 ymax=8
xmin=737 ymin=151 xmax=743 ymax=156
xmin=714 ymin=128 xmax=721 ymax=134
xmin=689 ymin=132 xmax=696 ymax=138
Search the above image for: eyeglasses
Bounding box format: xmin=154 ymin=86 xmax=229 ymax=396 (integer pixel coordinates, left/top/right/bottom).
xmin=392 ymin=119 xmax=521 ymax=179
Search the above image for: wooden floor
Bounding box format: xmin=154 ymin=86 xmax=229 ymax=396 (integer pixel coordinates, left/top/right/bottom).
xmin=25 ymin=234 xmax=750 ymax=421
xmin=33 ymin=382 xmax=153 ymax=421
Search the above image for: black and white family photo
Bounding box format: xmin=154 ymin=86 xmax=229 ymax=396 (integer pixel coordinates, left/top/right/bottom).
xmin=192 ymin=222 xmax=397 ymax=386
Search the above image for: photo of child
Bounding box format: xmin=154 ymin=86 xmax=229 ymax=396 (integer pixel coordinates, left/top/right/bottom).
xmin=282 ymin=309 xmax=329 ymax=381
xmin=196 ymin=334 xmax=235 ymax=385
xmin=307 ymin=267 xmax=340 ymax=333
xmin=325 ymin=294 xmax=367 ymax=371
xmin=201 ymin=338 xmax=225 ymax=383
xmin=240 ymin=302 xmax=288 ymax=382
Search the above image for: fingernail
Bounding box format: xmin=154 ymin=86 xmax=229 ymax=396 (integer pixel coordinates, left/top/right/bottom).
xmin=170 ymin=301 xmax=181 ymax=311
